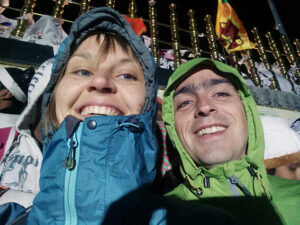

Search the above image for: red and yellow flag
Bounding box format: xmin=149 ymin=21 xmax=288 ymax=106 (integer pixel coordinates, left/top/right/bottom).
xmin=215 ymin=0 xmax=255 ymax=53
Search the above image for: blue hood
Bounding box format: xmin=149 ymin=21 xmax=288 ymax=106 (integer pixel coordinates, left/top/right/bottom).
xmin=27 ymin=7 xmax=161 ymax=225
xmin=42 ymin=7 xmax=157 ymax=123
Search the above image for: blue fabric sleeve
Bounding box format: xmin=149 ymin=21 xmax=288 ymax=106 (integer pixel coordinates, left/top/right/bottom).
xmin=0 ymin=203 xmax=26 ymax=225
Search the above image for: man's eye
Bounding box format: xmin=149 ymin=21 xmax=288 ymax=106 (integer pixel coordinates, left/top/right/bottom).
xmin=119 ymin=73 xmax=137 ymax=80
xmin=215 ymin=92 xmax=230 ymax=97
xmin=76 ymin=70 xmax=91 ymax=76
xmin=177 ymin=100 xmax=191 ymax=109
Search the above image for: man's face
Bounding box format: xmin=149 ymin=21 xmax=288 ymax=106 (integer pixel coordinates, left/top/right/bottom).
xmin=274 ymin=163 xmax=300 ymax=181
xmin=54 ymin=35 xmax=146 ymax=125
xmin=173 ymin=69 xmax=248 ymax=169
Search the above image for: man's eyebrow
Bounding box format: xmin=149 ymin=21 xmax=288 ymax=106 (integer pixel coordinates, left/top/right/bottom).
xmin=174 ymin=78 xmax=232 ymax=98
xmin=205 ymin=78 xmax=232 ymax=88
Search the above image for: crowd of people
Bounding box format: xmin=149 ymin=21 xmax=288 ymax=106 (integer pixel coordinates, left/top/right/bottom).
xmin=0 ymin=6 xmax=300 ymax=225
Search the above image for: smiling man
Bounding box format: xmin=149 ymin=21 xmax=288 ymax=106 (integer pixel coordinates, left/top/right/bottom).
xmin=162 ymin=58 xmax=300 ymax=225
xmin=173 ymin=68 xmax=248 ymax=169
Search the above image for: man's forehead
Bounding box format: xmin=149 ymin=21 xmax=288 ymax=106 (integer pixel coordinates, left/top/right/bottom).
xmin=180 ymin=69 xmax=231 ymax=85
xmin=174 ymin=70 xmax=234 ymax=97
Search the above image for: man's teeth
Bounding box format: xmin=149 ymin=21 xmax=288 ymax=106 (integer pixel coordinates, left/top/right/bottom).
xmin=81 ymin=106 xmax=120 ymax=116
xmin=197 ymin=126 xmax=226 ymax=136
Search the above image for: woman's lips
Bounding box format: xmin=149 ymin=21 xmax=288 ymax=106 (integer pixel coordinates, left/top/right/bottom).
xmin=80 ymin=105 xmax=122 ymax=116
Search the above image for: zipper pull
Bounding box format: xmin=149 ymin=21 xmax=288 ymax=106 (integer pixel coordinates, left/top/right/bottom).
xmin=63 ymin=154 xmax=75 ymax=170
xmin=229 ymin=174 xmax=251 ymax=196
xmin=63 ymin=135 xmax=78 ymax=170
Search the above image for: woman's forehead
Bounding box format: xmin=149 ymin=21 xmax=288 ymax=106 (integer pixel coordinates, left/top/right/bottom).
xmin=72 ymin=34 xmax=136 ymax=61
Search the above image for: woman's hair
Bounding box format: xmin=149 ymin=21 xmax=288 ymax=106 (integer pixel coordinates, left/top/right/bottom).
xmin=43 ymin=31 xmax=140 ymax=137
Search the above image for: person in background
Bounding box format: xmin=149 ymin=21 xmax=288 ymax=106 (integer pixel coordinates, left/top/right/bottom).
xmin=162 ymin=57 xmax=300 ymax=225
xmin=291 ymin=118 xmax=300 ymax=136
xmin=0 ymin=67 xmax=35 ymax=114
xmin=0 ymin=66 xmax=35 ymax=161
xmin=263 ymin=115 xmax=300 ymax=181
xmin=272 ymin=162 xmax=300 ymax=180
xmin=0 ymin=58 xmax=53 ymax=225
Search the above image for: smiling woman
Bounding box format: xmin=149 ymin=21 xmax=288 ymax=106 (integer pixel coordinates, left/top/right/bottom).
xmin=45 ymin=32 xmax=146 ymax=129
xmin=5 ymin=6 xmax=163 ymax=225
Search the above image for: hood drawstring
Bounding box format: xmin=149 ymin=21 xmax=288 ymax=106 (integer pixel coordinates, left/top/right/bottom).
xmin=255 ymin=170 xmax=272 ymax=200
xmin=185 ymin=172 xmax=209 ymax=196
xmin=117 ymin=118 xmax=144 ymax=133
xmin=185 ymin=165 xmax=272 ymax=199
xmin=247 ymin=165 xmax=272 ymax=200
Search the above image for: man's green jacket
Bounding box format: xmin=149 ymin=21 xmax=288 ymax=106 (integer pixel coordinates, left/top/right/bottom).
xmin=162 ymin=57 xmax=300 ymax=225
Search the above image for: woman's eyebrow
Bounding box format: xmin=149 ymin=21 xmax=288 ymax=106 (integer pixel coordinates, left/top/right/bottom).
xmin=174 ymin=78 xmax=232 ymax=98
xmin=71 ymin=52 xmax=92 ymax=59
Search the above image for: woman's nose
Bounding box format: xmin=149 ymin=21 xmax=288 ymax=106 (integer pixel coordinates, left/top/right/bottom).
xmin=87 ymin=72 xmax=117 ymax=94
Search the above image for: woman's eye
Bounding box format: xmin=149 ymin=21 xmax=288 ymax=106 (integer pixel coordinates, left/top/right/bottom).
xmin=76 ymin=70 xmax=91 ymax=77
xmin=119 ymin=73 xmax=137 ymax=80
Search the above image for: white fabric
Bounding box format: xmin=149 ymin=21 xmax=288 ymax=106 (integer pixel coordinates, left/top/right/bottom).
xmin=255 ymin=62 xmax=275 ymax=88
xmin=287 ymin=66 xmax=300 ymax=94
xmin=262 ymin=115 xmax=300 ymax=159
xmin=22 ymin=15 xmax=68 ymax=55
xmin=0 ymin=113 xmax=19 ymax=128
xmin=0 ymin=67 xmax=26 ymax=103
xmin=16 ymin=57 xmax=54 ymax=133
xmin=0 ymin=189 xmax=35 ymax=208
xmin=0 ymin=58 xmax=53 ymax=208
xmin=0 ymin=14 xmax=17 ymax=38
xmin=0 ymin=133 xmax=41 ymax=194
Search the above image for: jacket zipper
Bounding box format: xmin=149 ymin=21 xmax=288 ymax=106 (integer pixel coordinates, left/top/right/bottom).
xmin=64 ymin=123 xmax=82 ymax=225
xmin=227 ymin=174 xmax=251 ymax=196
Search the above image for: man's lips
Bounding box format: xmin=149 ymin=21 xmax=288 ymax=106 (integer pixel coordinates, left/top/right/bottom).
xmin=195 ymin=124 xmax=227 ymax=136
xmin=80 ymin=105 xmax=122 ymax=116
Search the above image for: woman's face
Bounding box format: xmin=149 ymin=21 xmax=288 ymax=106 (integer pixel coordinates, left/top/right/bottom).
xmin=54 ymin=34 xmax=146 ymax=125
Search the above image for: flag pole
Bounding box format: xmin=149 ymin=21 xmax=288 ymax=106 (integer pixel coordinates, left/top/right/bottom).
xmin=266 ymin=0 xmax=296 ymax=59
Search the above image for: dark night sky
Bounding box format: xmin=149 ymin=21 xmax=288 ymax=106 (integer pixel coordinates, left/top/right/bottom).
xmin=4 ymin=0 xmax=300 ymax=53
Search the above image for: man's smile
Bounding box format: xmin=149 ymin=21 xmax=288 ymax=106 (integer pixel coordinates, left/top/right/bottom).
xmin=196 ymin=125 xmax=227 ymax=136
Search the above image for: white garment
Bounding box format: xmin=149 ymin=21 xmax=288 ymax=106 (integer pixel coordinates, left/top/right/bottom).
xmin=0 ymin=14 xmax=17 ymax=38
xmin=22 ymin=15 xmax=68 ymax=55
xmin=0 ymin=113 xmax=19 ymax=129
xmin=262 ymin=115 xmax=300 ymax=160
xmin=0 ymin=58 xmax=53 ymax=208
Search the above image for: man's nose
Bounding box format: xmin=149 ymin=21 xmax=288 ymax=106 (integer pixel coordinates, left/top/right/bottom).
xmin=194 ymin=96 xmax=216 ymax=117
xmin=87 ymin=72 xmax=117 ymax=94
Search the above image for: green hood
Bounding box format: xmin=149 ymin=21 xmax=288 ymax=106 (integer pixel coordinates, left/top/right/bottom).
xmin=162 ymin=57 xmax=265 ymax=179
xmin=162 ymin=57 xmax=300 ymax=225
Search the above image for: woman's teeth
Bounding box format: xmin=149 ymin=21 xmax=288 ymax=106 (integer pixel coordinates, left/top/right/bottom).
xmin=81 ymin=106 xmax=120 ymax=116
